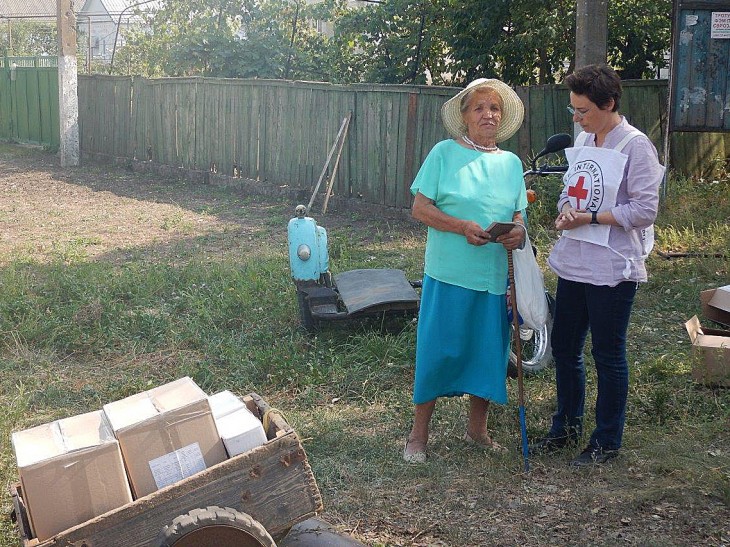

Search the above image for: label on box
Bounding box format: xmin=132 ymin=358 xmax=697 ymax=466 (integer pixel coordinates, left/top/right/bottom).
xmin=148 ymin=442 xmax=206 ymax=490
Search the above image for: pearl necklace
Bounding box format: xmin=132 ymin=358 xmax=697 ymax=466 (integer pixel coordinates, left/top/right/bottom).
xmin=463 ymin=135 xmax=499 ymax=152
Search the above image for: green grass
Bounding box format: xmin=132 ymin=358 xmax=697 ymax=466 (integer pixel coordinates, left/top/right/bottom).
xmin=0 ymin=147 xmax=728 ymax=546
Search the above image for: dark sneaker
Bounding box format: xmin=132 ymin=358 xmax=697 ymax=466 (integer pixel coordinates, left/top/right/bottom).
xmin=569 ymin=445 xmax=619 ymax=467
xmin=529 ymin=434 xmax=577 ymax=454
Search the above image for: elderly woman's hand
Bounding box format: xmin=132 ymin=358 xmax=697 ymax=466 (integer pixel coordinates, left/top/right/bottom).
xmin=495 ymin=224 xmax=526 ymax=251
xmin=462 ymin=220 xmax=491 ymax=246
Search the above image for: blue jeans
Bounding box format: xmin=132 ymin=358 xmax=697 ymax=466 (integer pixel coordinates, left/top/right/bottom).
xmin=548 ymin=277 xmax=637 ymax=450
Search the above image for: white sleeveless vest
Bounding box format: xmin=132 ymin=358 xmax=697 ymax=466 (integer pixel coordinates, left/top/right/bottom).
xmin=561 ymin=130 xmax=654 ymax=278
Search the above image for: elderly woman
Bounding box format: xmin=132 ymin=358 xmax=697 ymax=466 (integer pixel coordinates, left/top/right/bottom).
xmin=404 ymin=78 xmax=527 ymax=463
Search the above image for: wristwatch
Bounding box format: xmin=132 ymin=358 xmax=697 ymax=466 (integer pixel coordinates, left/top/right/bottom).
xmin=590 ymin=210 xmax=599 ymax=225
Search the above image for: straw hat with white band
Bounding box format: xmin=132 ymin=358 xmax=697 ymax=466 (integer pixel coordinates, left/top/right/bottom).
xmin=441 ymin=78 xmax=525 ymax=143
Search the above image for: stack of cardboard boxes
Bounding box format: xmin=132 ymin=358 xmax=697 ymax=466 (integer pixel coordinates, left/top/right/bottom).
xmin=685 ymin=285 xmax=730 ymax=387
xmin=11 ymin=377 xmax=267 ymax=542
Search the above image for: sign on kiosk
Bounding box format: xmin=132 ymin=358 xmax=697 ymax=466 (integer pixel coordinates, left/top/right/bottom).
xmin=711 ymin=12 xmax=730 ymax=39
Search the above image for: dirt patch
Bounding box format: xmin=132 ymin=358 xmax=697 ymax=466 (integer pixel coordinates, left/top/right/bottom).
xmin=0 ymin=149 xmax=275 ymax=265
xmin=0 ymin=146 xmax=416 ymax=267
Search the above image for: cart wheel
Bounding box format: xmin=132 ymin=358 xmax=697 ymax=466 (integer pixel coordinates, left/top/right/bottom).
xmin=296 ymin=289 xmax=317 ymax=332
xmin=158 ymin=506 xmax=276 ymax=547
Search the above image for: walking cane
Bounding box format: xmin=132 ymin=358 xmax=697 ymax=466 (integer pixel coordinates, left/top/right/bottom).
xmin=507 ymin=249 xmax=530 ymax=472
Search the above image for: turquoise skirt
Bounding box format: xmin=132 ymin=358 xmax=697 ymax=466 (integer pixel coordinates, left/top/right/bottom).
xmin=413 ymin=275 xmax=510 ymax=405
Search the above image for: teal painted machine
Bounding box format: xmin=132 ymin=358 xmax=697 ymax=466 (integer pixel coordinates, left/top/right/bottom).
xmin=287 ymin=204 xmax=330 ymax=283
xmin=287 ymin=205 xmax=420 ymax=331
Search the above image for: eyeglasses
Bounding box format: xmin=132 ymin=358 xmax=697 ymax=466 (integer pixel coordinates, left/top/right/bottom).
xmin=567 ymin=105 xmax=591 ymax=120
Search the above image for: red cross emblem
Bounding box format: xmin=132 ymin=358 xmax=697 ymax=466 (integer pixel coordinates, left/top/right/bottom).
xmin=568 ymin=175 xmax=589 ymax=210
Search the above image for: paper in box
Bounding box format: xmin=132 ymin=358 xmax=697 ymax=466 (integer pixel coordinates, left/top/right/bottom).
xmin=685 ymin=315 xmax=730 ymax=387
xmin=103 ymin=377 xmax=227 ymax=499
xmin=11 ymin=410 xmax=133 ymax=542
xmin=209 ymin=390 xmax=268 ymax=457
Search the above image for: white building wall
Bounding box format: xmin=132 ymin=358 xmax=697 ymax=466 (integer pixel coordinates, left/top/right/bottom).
xmin=306 ymin=0 xmax=372 ymax=38
xmin=79 ymin=0 xmax=134 ymax=62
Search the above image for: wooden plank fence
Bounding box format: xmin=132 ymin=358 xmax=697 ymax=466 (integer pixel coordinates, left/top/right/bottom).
xmin=0 ymin=60 xmax=59 ymax=149
xmin=73 ymin=75 xmax=728 ymax=210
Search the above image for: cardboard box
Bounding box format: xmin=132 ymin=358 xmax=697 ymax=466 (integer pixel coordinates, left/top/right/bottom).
xmin=700 ymin=285 xmax=730 ymax=328
xmin=685 ymin=315 xmax=730 ymax=387
xmin=103 ymin=377 xmax=227 ymax=498
xmin=11 ymin=410 xmax=133 ymax=542
xmin=209 ymin=390 xmax=267 ymax=457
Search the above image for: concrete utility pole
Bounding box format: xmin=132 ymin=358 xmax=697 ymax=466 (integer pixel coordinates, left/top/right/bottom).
xmin=57 ymin=0 xmax=80 ymax=166
xmin=575 ymin=0 xmax=608 ymax=68
xmin=574 ymin=0 xmax=608 ymax=136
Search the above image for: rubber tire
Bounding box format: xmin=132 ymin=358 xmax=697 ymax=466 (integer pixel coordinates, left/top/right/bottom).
xmin=508 ymin=294 xmax=555 ymax=377
xmin=157 ymin=506 xmax=276 ymax=547
xmin=296 ymin=289 xmax=317 ymax=332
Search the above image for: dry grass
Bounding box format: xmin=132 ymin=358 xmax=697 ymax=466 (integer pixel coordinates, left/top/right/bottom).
xmin=0 ymin=143 xmax=728 ymax=546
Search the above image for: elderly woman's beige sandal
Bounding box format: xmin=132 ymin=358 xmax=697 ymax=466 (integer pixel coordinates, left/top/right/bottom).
xmin=464 ymin=432 xmax=508 ymax=453
xmin=403 ymin=438 xmax=427 ymax=463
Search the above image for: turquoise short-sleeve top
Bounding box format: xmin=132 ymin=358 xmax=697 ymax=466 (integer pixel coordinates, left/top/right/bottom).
xmin=410 ymin=139 xmax=528 ymax=293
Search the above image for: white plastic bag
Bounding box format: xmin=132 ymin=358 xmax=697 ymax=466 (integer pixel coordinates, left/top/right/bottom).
xmin=512 ymin=231 xmax=549 ymax=331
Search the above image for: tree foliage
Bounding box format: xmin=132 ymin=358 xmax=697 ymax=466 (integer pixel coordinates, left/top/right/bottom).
xmin=114 ymin=0 xmax=344 ymax=79
xmin=332 ymin=0 xmax=451 ymax=84
xmin=493 ymin=0 xmax=575 ymax=85
xmin=0 ymin=21 xmax=57 ymax=57
xmin=112 ymin=0 xmax=671 ymax=85
xmin=608 ymin=0 xmax=671 ymax=79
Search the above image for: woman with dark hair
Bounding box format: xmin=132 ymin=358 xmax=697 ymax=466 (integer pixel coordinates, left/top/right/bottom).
xmin=531 ymin=64 xmax=664 ymax=466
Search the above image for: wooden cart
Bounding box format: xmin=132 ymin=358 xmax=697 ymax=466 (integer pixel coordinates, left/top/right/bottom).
xmin=9 ymin=393 xmax=323 ymax=547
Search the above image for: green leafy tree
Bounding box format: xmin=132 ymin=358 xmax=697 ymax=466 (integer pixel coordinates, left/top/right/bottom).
xmin=608 ymin=0 xmax=671 ymax=79
xmin=333 ymin=0 xmax=569 ymax=86
xmin=116 ymin=0 xmax=263 ymax=77
xmin=336 ymin=0 xmax=669 ymax=86
xmin=441 ymin=0 xmax=511 ymax=84
xmin=0 ymin=21 xmax=56 ymax=57
xmin=301 ymin=0 xmax=452 ymax=85
xmin=114 ymin=0 xmax=345 ymax=80
xmin=279 ymin=0 xmax=346 ymax=82
xmin=493 ymin=0 xmax=575 ymax=85
xmin=112 ymin=0 xmax=670 ymax=85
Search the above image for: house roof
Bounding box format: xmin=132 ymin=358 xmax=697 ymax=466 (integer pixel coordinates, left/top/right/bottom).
xmin=0 ymin=0 xmax=156 ymax=19
xmin=102 ymin=0 xmax=136 ymax=14
xmin=80 ymin=0 xmax=160 ymax=17
xmin=83 ymin=0 xmax=129 ymax=16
